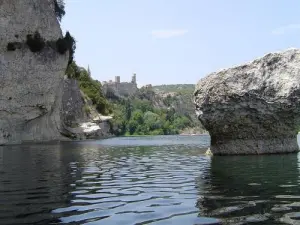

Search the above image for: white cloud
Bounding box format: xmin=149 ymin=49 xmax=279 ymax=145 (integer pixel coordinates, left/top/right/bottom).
xmin=151 ymin=29 xmax=188 ymax=39
xmin=272 ymin=24 xmax=300 ymax=35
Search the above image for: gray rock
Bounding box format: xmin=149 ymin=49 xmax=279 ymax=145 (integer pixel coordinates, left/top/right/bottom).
xmin=194 ymin=48 xmax=300 ymax=155
xmin=61 ymin=78 xmax=113 ymax=140
xmin=62 ymin=78 xmax=88 ymax=128
xmin=0 ymin=0 xmax=69 ymax=145
xmin=0 ymin=0 xmax=112 ymax=145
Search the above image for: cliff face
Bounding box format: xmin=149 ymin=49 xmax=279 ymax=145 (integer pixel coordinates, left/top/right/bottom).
xmin=61 ymin=78 xmax=113 ymax=140
xmin=0 ymin=0 xmax=69 ymax=144
xmin=194 ymin=48 xmax=300 ymax=155
xmin=0 ymin=0 xmax=113 ymax=145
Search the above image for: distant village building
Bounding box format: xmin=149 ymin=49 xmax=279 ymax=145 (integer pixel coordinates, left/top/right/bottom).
xmin=102 ymin=73 xmax=138 ymax=98
xmin=115 ymin=76 xmax=120 ymax=83
xmin=144 ymin=84 xmax=152 ymax=89
xmin=131 ymin=73 xmax=137 ymax=84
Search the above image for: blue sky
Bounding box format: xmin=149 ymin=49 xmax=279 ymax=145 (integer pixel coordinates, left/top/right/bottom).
xmin=61 ymin=0 xmax=300 ymax=86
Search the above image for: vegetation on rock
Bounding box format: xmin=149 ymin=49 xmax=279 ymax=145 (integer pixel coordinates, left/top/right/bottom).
xmin=26 ymin=32 xmax=46 ymax=52
xmin=56 ymin=31 xmax=76 ymax=65
xmin=7 ymin=28 xmax=75 ymax=67
xmin=7 ymin=42 xmax=17 ymax=51
xmin=54 ymin=0 xmax=65 ymax=22
xmin=66 ymin=62 xmax=111 ymax=115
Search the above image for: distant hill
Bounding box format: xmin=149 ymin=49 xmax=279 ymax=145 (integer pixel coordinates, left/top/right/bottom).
xmin=152 ymin=84 xmax=196 ymax=121
xmin=152 ymin=84 xmax=206 ymax=134
xmin=153 ymin=84 xmax=195 ymax=95
xmin=104 ymin=83 xmax=206 ymax=135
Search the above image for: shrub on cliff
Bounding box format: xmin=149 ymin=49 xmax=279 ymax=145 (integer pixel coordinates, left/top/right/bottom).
xmin=66 ymin=62 xmax=111 ymax=115
xmin=79 ymin=71 xmax=111 ymax=115
xmin=66 ymin=61 xmax=80 ymax=79
xmin=26 ymin=32 xmax=45 ymax=52
xmin=54 ymin=0 xmax=65 ymax=22
xmin=7 ymin=43 xmax=16 ymax=51
xmin=56 ymin=31 xmax=76 ymax=65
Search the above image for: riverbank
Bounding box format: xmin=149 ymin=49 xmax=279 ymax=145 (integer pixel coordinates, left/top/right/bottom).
xmin=180 ymin=127 xmax=208 ymax=135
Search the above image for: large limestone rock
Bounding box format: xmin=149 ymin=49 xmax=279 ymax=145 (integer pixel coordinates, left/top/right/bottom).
xmin=61 ymin=78 xmax=113 ymax=140
xmin=194 ymin=48 xmax=300 ymax=155
xmin=0 ymin=0 xmax=68 ymax=144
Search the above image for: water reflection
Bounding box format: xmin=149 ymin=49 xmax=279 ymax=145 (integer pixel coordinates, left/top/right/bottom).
xmin=0 ymin=144 xmax=81 ymax=225
xmin=52 ymin=144 xmax=218 ymax=225
xmin=1 ymin=135 xmax=300 ymax=225
xmin=196 ymin=154 xmax=300 ymax=224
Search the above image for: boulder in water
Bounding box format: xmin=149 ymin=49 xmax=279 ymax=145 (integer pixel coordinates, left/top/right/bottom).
xmin=194 ymin=48 xmax=300 ymax=155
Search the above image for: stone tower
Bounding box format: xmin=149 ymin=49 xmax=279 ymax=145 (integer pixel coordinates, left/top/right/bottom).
xmin=131 ymin=73 xmax=137 ymax=84
xmin=87 ymin=65 xmax=91 ymax=76
xmin=115 ymin=76 xmax=120 ymax=83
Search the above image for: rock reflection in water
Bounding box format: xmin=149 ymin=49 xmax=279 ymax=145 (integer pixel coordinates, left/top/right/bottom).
xmin=0 ymin=143 xmax=80 ymax=225
xmin=1 ymin=135 xmax=300 ymax=225
xmin=196 ymin=153 xmax=300 ymax=224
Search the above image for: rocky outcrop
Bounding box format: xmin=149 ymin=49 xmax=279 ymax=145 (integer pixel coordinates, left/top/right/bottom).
xmin=194 ymin=48 xmax=300 ymax=155
xmin=0 ymin=0 xmax=112 ymax=145
xmin=61 ymin=78 xmax=113 ymax=140
xmin=0 ymin=0 xmax=69 ymax=145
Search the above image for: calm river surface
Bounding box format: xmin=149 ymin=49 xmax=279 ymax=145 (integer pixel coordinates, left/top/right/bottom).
xmin=1 ymin=135 xmax=300 ymax=225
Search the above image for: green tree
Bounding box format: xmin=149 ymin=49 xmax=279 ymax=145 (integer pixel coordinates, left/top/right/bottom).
xmin=133 ymin=99 xmax=153 ymax=113
xmin=143 ymin=111 xmax=163 ymax=131
xmin=127 ymin=120 xmax=138 ymax=135
xmin=132 ymin=110 xmax=144 ymax=124
xmin=124 ymin=100 xmax=133 ymax=120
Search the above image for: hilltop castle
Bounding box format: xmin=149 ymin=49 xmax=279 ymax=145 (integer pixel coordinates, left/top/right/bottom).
xmin=102 ymin=74 xmax=138 ymax=98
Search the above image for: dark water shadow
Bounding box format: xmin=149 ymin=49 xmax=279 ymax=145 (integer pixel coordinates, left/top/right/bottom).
xmin=0 ymin=143 xmax=86 ymax=225
xmin=195 ymin=153 xmax=300 ymax=224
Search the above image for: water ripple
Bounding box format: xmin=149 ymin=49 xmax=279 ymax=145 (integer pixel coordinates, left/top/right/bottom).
xmin=2 ymin=135 xmax=300 ymax=224
xmin=51 ymin=144 xmax=213 ymax=224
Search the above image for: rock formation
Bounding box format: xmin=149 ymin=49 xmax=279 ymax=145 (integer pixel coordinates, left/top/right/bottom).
xmin=0 ymin=0 xmax=112 ymax=145
xmin=0 ymin=0 xmax=69 ymax=145
xmin=61 ymin=78 xmax=112 ymax=140
xmin=194 ymin=48 xmax=300 ymax=155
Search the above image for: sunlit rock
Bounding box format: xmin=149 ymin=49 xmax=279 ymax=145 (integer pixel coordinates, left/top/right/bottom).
xmin=0 ymin=0 xmax=68 ymax=144
xmin=194 ymin=48 xmax=300 ymax=155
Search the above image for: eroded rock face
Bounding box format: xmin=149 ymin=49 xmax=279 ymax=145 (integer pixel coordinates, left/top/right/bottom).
xmin=194 ymin=48 xmax=300 ymax=155
xmin=61 ymin=78 xmax=113 ymax=140
xmin=62 ymin=78 xmax=88 ymax=128
xmin=0 ymin=0 xmax=68 ymax=144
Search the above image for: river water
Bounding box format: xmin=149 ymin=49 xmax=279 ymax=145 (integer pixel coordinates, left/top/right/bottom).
xmin=1 ymin=135 xmax=300 ymax=225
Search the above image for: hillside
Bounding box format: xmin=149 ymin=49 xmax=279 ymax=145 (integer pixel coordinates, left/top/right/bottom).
xmin=153 ymin=84 xmax=195 ymax=94
xmin=104 ymin=83 xmax=206 ymax=136
xmin=153 ymin=84 xmax=206 ymax=134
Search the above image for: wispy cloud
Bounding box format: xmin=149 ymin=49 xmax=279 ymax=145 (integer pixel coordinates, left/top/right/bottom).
xmin=272 ymin=24 xmax=300 ymax=35
xmin=151 ymin=29 xmax=188 ymax=39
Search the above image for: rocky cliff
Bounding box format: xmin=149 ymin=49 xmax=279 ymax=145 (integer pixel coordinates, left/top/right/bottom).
xmin=194 ymin=48 xmax=300 ymax=155
xmin=0 ymin=0 xmax=111 ymax=145
xmin=0 ymin=0 xmax=69 ymax=145
xmin=61 ymin=78 xmax=112 ymax=140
